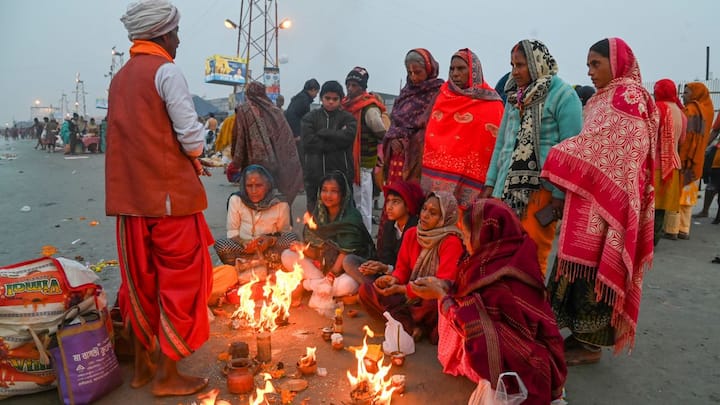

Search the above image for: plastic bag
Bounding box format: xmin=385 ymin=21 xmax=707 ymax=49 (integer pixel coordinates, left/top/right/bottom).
xmin=468 ymin=372 xmax=528 ymax=405
xmin=381 ymin=311 xmax=415 ymax=355
xmin=307 ymin=278 xmax=335 ymax=318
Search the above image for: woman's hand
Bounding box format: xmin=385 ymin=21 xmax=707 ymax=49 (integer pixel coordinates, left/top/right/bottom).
xmin=359 ymin=260 xmax=388 ymax=276
xmin=409 ymin=276 xmax=448 ymax=300
xmin=373 ymin=275 xmax=402 ymax=296
xmin=251 ymin=235 xmax=277 ymax=253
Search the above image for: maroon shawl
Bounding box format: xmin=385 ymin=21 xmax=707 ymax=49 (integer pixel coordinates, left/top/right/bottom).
xmin=382 ymin=48 xmax=444 ymax=182
xmin=440 ymin=199 xmax=566 ymax=404
xmin=232 ymin=81 xmax=303 ymax=203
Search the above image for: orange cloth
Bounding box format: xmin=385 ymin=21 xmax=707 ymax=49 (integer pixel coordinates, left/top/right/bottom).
xmin=116 ymin=214 xmax=214 ymax=361
xmin=129 ymin=39 xmax=173 ymax=62
xmin=680 ymin=82 xmax=714 ymax=181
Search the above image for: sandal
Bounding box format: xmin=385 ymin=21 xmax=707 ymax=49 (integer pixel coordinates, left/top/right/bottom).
xmin=564 ymin=342 xmax=602 ymax=366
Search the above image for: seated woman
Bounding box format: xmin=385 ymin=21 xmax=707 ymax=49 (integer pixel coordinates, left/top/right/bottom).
xmin=342 ymin=180 xmax=425 ymax=285
xmin=281 ymin=171 xmax=375 ymax=298
xmin=214 ymin=164 xmax=298 ymax=269
xmin=359 ymin=191 xmax=464 ymax=344
xmin=411 ymin=198 xmax=566 ymax=404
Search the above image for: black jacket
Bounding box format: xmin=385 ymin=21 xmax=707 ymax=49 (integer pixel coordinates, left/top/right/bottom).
xmin=301 ymin=107 xmax=357 ymax=184
xmin=284 ymin=91 xmax=314 ymax=137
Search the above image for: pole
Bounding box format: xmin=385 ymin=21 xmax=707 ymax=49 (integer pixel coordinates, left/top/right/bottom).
xmin=706 ymin=46 xmax=710 ymax=81
xmin=233 ymin=0 xmax=245 ymax=95
xmin=245 ymin=2 xmax=253 ymax=84
xmin=263 ymin=0 xmax=269 ymax=69
xmin=274 ymin=0 xmax=279 ymax=68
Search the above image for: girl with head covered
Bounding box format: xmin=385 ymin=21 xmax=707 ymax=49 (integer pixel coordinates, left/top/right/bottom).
xmin=483 ymin=39 xmax=583 ymax=276
xmin=411 ymin=198 xmax=566 ymax=404
xmin=421 ymin=48 xmax=504 ymax=208
xmin=360 ymin=191 xmax=465 ymax=343
xmin=541 ymin=38 xmax=659 ymax=364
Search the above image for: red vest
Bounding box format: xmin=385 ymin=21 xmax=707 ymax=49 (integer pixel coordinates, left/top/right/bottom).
xmin=105 ymin=54 xmax=207 ymax=217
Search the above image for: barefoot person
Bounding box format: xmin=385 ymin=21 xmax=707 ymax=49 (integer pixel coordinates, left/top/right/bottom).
xmin=106 ymin=0 xmax=213 ymax=396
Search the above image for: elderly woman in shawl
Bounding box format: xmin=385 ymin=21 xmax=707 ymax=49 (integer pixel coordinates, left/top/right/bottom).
xmin=652 ymin=79 xmax=686 ymax=244
xmin=668 ymin=82 xmax=715 ymax=235
xmin=421 ymin=48 xmax=504 ymax=208
xmin=231 ymin=81 xmax=303 ymax=204
xmin=383 ymin=48 xmax=444 ymax=184
xmin=483 ymin=39 xmax=583 ymax=276
xmin=213 ymin=164 xmax=298 ymax=268
xmin=360 ymin=191 xmax=465 ymax=343
xmin=281 ymin=171 xmax=375 ymax=300
xmin=541 ymin=38 xmax=659 ymax=365
xmin=412 ymin=198 xmax=566 ymax=404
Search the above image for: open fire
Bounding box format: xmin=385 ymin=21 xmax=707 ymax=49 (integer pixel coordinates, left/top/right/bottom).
xmin=347 ymin=326 xmax=395 ymax=405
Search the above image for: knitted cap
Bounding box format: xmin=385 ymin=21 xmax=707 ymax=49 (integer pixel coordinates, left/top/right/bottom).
xmin=345 ymin=66 xmax=369 ymax=90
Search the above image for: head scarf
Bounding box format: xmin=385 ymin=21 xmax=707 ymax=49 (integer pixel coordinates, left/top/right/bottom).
xmin=541 ymin=37 xmax=658 ymax=353
xmin=681 ymin=82 xmax=715 ymax=180
xmin=654 ymin=79 xmax=685 ymax=180
xmin=442 ymin=198 xmax=566 ymax=401
xmin=304 ymin=171 xmax=375 ymax=257
xmin=229 ymin=164 xmax=283 ymax=211
xmin=232 ymin=81 xmax=303 ymax=204
xmin=383 ymin=180 xmax=425 ymax=217
xmin=383 ymin=48 xmax=444 ymax=182
xmin=448 ymin=49 xmax=501 ymax=101
xmin=121 ymin=0 xmax=180 ymax=40
xmin=410 ymin=191 xmax=462 ymax=281
xmin=502 ymin=39 xmax=559 ymax=217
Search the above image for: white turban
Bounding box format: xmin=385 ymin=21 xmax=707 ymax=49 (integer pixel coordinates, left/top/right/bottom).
xmin=121 ymin=0 xmax=180 ymax=41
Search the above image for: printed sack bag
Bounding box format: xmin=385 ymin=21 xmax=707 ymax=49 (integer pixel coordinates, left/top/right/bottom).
xmin=49 ymin=307 xmax=122 ymax=405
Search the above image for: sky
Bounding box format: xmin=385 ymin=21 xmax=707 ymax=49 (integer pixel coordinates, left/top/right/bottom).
xmin=1 ymin=0 xmax=719 ymax=126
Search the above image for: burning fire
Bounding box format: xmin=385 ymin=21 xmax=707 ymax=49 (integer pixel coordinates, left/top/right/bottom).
xmin=303 ymin=212 xmax=317 ymax=230
xmin=231 ymin=248 xmax=304 ymax=332
xmin=299 ymin=346 xmax=317 ymax=366
xmin=249 ymin=373 xmax=276 ymax=405
xmin=347 ymin=326 xmax=395 ymax=405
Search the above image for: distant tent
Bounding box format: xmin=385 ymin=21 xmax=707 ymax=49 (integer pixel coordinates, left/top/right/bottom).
xmin=192 ymin=95 xmax=220 ymax=117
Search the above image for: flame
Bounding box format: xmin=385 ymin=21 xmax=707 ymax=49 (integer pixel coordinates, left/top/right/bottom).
xmin=347 ymin=325 xmax=395 ymax=404
xmin=299 ymin=346 xmax=317 ymax=365
xmin=231 ymin=247 xmax=304 ymax=333
xmin=303 ymin=212 xmax=317 ymax=230
xmin=249 ymin=373 xmax=276 ymax=405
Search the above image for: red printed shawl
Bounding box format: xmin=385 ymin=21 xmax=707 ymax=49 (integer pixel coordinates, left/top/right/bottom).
xmin=541 ymin=38 xmax=658 ymax=353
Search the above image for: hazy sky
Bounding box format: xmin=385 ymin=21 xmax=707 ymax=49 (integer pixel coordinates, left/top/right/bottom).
xmin=1 ymin=0 xmax=718 ymax=126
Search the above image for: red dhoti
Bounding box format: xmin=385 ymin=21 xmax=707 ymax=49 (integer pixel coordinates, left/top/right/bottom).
xmin=116 ymin=213 xmax=214 ymax=361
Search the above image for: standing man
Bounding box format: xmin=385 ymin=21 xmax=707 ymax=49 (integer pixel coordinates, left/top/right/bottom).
xmin=285 ymin=78 xmax=320 ymax=170
xmin=205 ymin=112 xmax=218 ymax=155
xmin=106 ymin=0 xmax=212 ymax=397
xmin=342 ymin=67 xmax=387 ymax=232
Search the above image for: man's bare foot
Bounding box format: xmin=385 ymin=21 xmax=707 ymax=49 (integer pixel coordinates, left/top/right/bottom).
xmin=130 ymin=362 xmax=157 ymax=388
xmin=130 ymin=335 xmax=156 ymax=388
xmin=152 ymin=374 xmax=209 ymax=397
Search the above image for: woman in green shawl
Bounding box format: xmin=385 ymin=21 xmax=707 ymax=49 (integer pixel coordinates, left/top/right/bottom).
xmin=281 ymin=171 xmax=375 ymax=298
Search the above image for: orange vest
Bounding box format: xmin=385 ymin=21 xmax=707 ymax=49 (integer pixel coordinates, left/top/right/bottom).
xmin=105 ymin=54 xmax=207 ymax=217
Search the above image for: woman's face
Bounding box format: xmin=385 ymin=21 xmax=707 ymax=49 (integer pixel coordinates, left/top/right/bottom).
xmin=682 ymin=86 xmax=692 ymax=105
xmin=245 ymin=172 xmax=270 ymax=203
xmin=458 ymin=216 xmax=474 ymax=255
xmin=510 ymin=48 xmax=531 ymax=88
xmin=586 ymin=50 xmax=612 ymax=89
xmin=419 ymin=196 xmax=443 ymax=230
xmin=320 ymin=179 xmax=343 ymax=211
xmin=449 ymin=57 xmax=470 ymax=89
xmin=406 ymin=61 xmax=428 ymax=85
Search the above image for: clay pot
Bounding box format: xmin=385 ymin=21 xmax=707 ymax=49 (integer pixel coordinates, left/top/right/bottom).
xmin=226 ymin=359 xmax=255 ymax=394
xmin=391 ymin=374 xmax=406 ymax=394
xmin=331 ymin=333 xmax=344 ymax=350
xmin=321 ymin=327 xmax=333 ymax=341
xmin=391 ymin=351 xmax=405 ymax=367
xmin=297 ymin=360 xmax=317 ymax=376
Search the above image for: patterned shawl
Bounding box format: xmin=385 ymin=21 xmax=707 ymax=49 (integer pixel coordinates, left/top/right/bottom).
xmin=410 ymin=191 xmax=462 ymax=281
xmin=304 ymin=171 xmax=375 ymax=257
xmin=541 ymin=38 xmax=659 ymax=353
xmin=421 ymin=49 xmax=504 ymax=208
xmin=232 ymin=81 xmax=303 ymax=203
xmin=680 ymin=82 xmax=715 ymax=181
xmin=341 ymin=92 xmax=386 ymax=185
xmin=654 ymin=79 xmax=685 ymax=180
xmin=440 ymin=199 xmax=566 ymax=401
xmin=382 ymin=48 xmax=444 ymax=182
xmin=502 ymin=40 xmax=558 ymax=217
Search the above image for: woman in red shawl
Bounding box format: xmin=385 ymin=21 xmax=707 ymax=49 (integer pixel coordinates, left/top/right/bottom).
xmin=541 ymin=38 xmax=659 ymax=364
xmin=231 ymin=81 xmax=303 ymax=204
xmin=411 ymin=198 xmax=566 ymax=404
xmin=653 ymin=79 xmax=686 ymax=244
xmin=383 ymin=48 xmax=444 ymax=184
xmin=421 ymin=48 xmax=504 ymax=208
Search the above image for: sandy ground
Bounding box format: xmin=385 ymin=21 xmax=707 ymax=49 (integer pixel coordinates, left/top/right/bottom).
xmin=1 ymin=138 xmax=719 ymax=405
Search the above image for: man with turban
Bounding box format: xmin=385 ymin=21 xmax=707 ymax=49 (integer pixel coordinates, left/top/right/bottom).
xmin=106 ymin=0 xmax=212 ymax=397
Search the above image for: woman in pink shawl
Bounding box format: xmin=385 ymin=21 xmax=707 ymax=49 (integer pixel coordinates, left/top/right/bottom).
xmin=541 ymin=38 xmax=659 ymax=365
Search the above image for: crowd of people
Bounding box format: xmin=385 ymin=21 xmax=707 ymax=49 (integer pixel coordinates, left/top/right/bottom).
xmin=94 ymin=0 xmax=720 ymax=403
xmin=19 ymin=112 xmax=106 ymax=154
